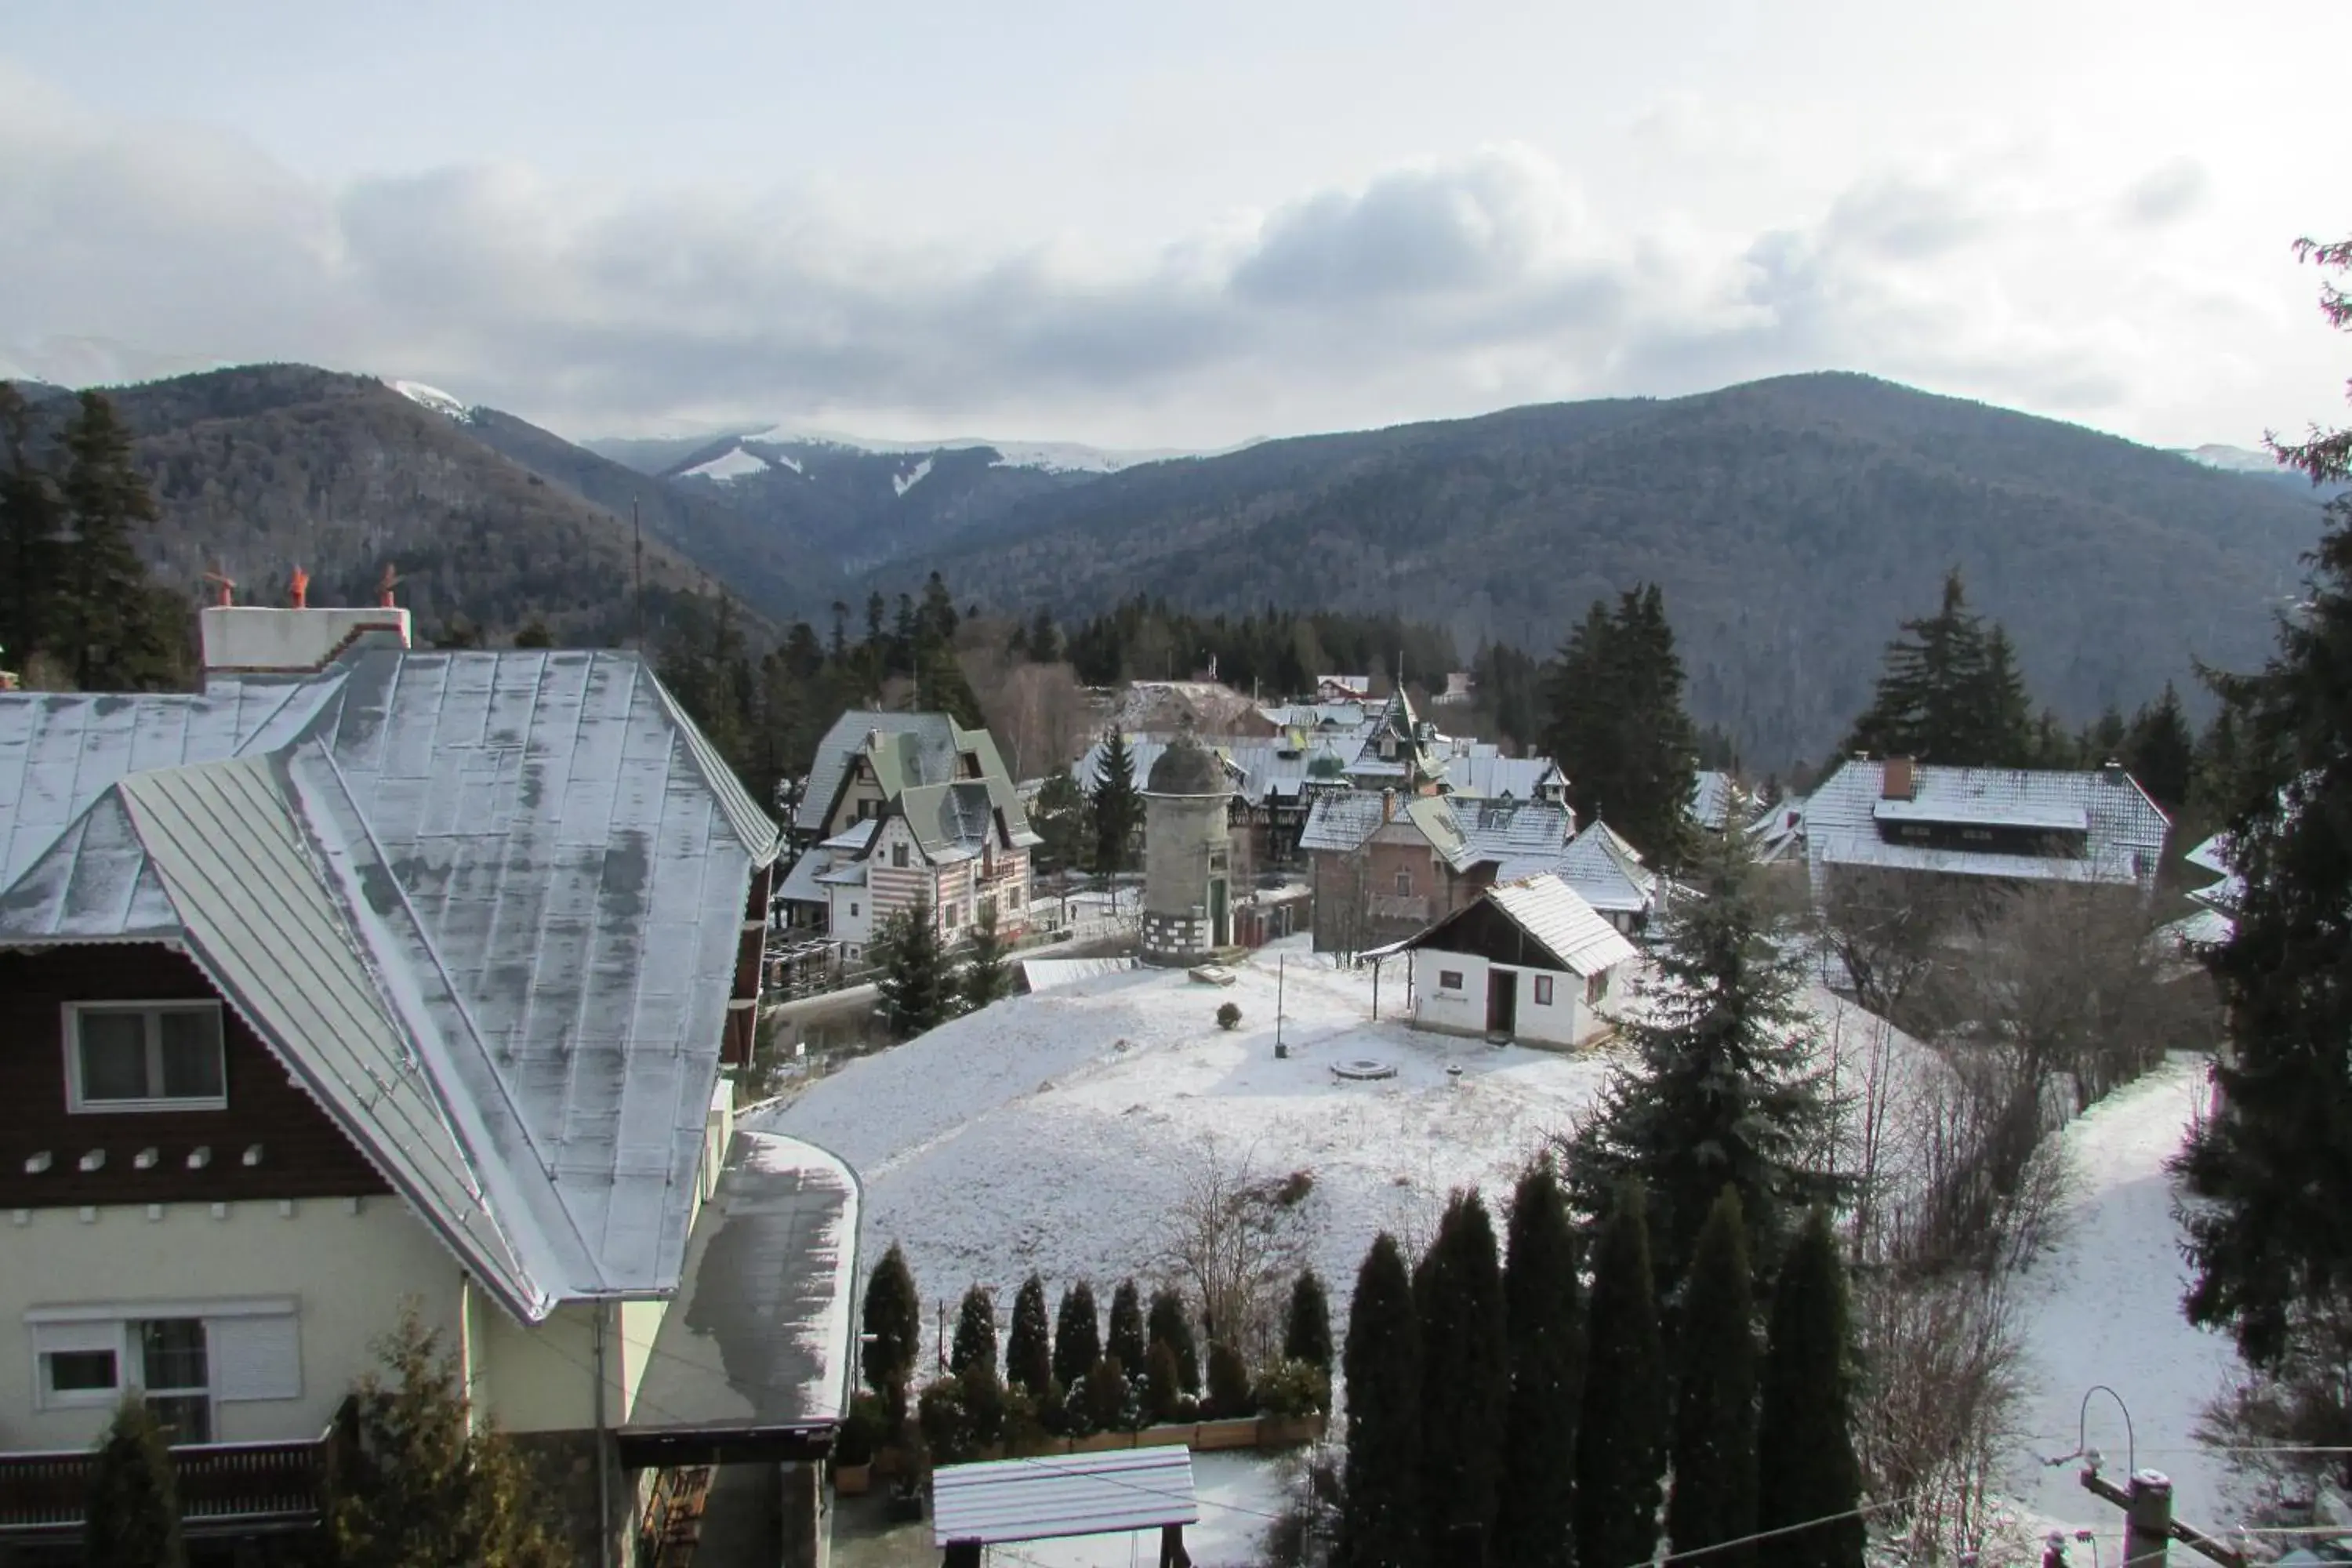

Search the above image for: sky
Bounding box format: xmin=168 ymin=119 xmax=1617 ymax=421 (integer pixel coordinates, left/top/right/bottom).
xmin=0 ymin=0 xmax=2343 ymax=449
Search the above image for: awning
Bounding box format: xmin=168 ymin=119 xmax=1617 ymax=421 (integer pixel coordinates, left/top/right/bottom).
xmin=931 ymin=1447 xmax=1200 ymax=1548
xmin=615 ymin=1131 xmax=862 ymax=1468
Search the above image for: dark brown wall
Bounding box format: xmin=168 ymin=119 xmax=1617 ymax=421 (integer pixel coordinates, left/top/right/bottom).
xmin=0 ymin=946 xmax=390 ymax=1210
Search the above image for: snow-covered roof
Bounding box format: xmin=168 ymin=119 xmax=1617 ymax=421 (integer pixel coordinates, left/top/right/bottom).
xmin=1803 ymin=760 xmax=2169 ymax=888
xmin=1442 ymin=749 xmax=1562 ymax=801
xmin=1555 ymin=820 xmax=1661 ymax=914
xmin=2184 ymin=831 xmax=2234 ymax=877
xmin=1406 ymin=873 xmax=1638 ymax=977
xmin=799 ymin=709 xmax=1036 ymax=851
xmin=1689 ymin=771 xmax=1744 ymax=830
xmin=2161 ymin=907 xmax=2234 ymax=953
xmin=0 ymin=648 xmax=779 ymax=1322
xmin=1299 ymin=790 xmax=1391 ymax=853
xmin=933 ymin=1447 xmax=1199 ymax=1548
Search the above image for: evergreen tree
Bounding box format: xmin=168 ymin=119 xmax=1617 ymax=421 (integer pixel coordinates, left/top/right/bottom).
xmin=1341 ymin=1233 xmax=1421 ymax=1568
xmin=56 ymin=392 xmax=188 ymax=692
xmin=1007 ymin=1274 xmax=1054 ymax=1398
xmin=1575 ymin=1184 xmax=1667 ymax=1568
xmin=1842 ymin=568 xmax=2034 ymax=767
xmin=84 ymin=1397 xmax=185 ymax=1568
xmin=951 ymin=1286 xmax=998 ymax=1380
xmin=1756 ymin=1211 xmax=1864 ymax=1568
xmin=960 ymin=900 xmax=1011 ymax=1013
xmin=1670 ymin=1189 xmax=1760 ymax=1568
xmin=1205 ymin=1341 xmax=1254 ymax=1418
xmin=1284 ymin=1269 xmax=1334 ymax=1374
xmin=512 ymin=618 xmax=554 ymax=649
xmin=1969 ymin=624 xmax=2037 ymax=766
xmin=0 ymin=383 xmax=63 ymax=675
xmin=1414 ymin=1189 xmax=1508 ymax=1561
xmin=1565 ymin=826 xmax=1845 ymax=1290
xmin=873 ymin=898 xmax=951 ymax=1040
xmin=1107 ymin=1279 xmax=1148 ymax=1376
xmin=862 ymin=1244 xmax=922 ymax=1432
xmin=1091 ymin=728 xmax=1143 ymax=877
xmin=1147 ymin=1288 xmax=1200 ymax=1392
xmin=1145 ymin=1339 xmax=1185 ymax=1424
xmin=1494 ymin=1158 xmax=1584 ymax=1568
xmin=1029 ymin=768 xmax=1090 ymax=873
xmin=1026 ymin=607 xmax=1062 ymax=663
xmin=1053 ymin=1282 xmax=1102 ymax=1394
xmin=1543 ymin=586 xmax=1699 ymax=868
xmin=2179 ymin=234 xmax=2352 ymax=1370
xmin=2123 ymin=681 xmax=2196 ymax=814
xmin=330 ymin=1306 xmax=572 ymax=1568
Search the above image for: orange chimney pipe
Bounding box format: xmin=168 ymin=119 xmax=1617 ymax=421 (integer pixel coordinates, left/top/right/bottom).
xmin=289 ymin=566 xmax=310 ymax=609
xmin=377 ymin=563 xmax=401 ymax=608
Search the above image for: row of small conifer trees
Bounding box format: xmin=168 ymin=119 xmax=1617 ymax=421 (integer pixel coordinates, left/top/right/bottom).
xmin=854 ymin=1245 xmax=1334 ymax=1466
xmin=1340 ymin=1160 xmax=1863 ymax=1568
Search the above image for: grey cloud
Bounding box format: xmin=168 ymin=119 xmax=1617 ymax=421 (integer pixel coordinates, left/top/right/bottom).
xmin=1821 ymin=176 xmax=1987 ymax=261
xmin=2119 ymin=158 xmax=2209 ymax=227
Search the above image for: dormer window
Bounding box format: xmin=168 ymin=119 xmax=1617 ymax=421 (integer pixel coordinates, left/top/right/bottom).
xmin=65 ymin=1002 xmax=227 ymax=1112
xmin=892 ymin=844 xmax=910 ymax=869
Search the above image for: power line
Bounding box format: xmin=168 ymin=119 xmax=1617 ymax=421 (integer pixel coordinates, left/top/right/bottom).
xmin=1638 ymin=1492 xmax=1924 ymax=1568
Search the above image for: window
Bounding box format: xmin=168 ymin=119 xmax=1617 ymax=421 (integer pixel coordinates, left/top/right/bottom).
xmin=945 ymin=902 xmax=960 ymax=929
xmin=1395 ymin=869 xmax=1414 ymax=896
xmin=138 ymin=1319 xmax=212 ymax=1443
xmin=849 ymin=902 xmax=860 ymax=919
xmin=891 ymin=844 xmax=910 ymax=869
xmin=1586 ymin=970 xmax=1609 ymax=1005
xmin=65 ymin=1003 xmax=226 ymax=1112
xmin=1438 ymin=969 xmax=1465 ymax=992
xmin=1007 ymin=888 xmax=1022 ymax=910
xmin=1533 ymin=975 xmax=1555 ymax=1007
xmin=31 ymin=1301 xmax=299 ymax=1439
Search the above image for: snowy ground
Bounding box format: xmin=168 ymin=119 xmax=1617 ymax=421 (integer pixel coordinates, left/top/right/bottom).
xmin=2011 ymin=1055 xmax=2244 ymax=1541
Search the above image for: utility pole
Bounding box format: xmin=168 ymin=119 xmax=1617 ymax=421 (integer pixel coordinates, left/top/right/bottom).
xmin=632 ymin=498 xmax=644 ymax=651
xmin=1274 ymin=954 xmax=1287 ymax=1058
xmin=2078 ymin=1466 xmax=2240 ymax=1568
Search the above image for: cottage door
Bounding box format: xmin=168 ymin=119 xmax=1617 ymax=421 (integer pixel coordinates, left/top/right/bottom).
xmin=1210 ymin=877 xmax=1229 ymax=947
xmin=1486 ymin=968 xmax=1517 ymax=1036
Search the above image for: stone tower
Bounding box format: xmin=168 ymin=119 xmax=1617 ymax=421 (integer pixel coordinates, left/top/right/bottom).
xmin=1140 ymin=733 xmax=1235 ymax=965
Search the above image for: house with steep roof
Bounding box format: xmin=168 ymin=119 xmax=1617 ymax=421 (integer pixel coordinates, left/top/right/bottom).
xmin=1556 ymin=819 xmax=1665 ymax=935
xmin=0 ymin=604 xmax=860 ymax=1564
xmin=1799 ymin=756 xmax=2171 ymax=899
xmin=779 ymin=710 xmax=1040 ymax=962
xmin=1299 ymin=789 xmax=1577 ymax=953
xmin=1396 ymin=874 xmax=1638 ymax=1047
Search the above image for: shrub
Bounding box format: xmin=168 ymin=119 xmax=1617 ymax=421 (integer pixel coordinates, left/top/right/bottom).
xmin=1206 ymin=1341 xmax=1256 ymax=1418
xmin=1083 ymin=1356 xmax=1136 ymax=1432
xmin=1145 ymin=1340 xmax=1186 ymax=1425
xmin=836 ymin=1392 xmax=885 ymax=1467
xmin=1148 ymin=1289 xmax=1201 ymax=1392
xmin=1108 ymin=1279 xmax=1148 ymax=1374
xmin=1000 ymin=1383 xmax=1054 ymax=1451
xmin=1217 ymin=1001 xmax=1243 ymax=1030
xmin=85 ymin=1398 xmax=183 ymax=1568
xmin=964 ymin=1365 xmax=1007 ymax=1449
xmin=951 ymin=1286 xmax=998 ymax=1381
xmin=1255 ymin=1358 xmax=1331 ymax=1418
xmin=917 ymin=1376 xmax=980 ymax=1466
xmin=1284 ymin=1270 xmax=1334 ymax=1374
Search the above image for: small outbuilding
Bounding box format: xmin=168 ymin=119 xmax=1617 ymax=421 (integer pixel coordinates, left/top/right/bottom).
xmin=1399 ymin=873 xmax=1638 ymax=1048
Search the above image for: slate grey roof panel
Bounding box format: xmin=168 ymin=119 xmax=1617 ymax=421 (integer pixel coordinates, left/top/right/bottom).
xmin=931 ymin=1447 xmax=1199 ymax=1548
xmin=1804 ymin=760 xmax=2169 ymax=888
xmin=1484 ymin=874 xmax=1640 ymax=975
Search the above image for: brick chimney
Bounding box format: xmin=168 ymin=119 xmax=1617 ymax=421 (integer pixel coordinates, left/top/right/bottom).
xmin=1381 ymin=788 xmax=1397 ymax=822
xmin=1882 ymin=755 xmax=1916 ymax=801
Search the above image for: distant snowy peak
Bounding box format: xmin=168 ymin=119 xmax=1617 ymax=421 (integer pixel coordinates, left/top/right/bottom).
xmin=891 ymin=456 xmax=934 ymax=496
xmin=679 ymin=443 xmax=775 ymax=483
xmin=742 ymin=423 xmax=1229 ymax=476
xmin=389 ymin=379 xmax=477 ymax=423
xmin=2182 ymin=443 xmax=2285 ymax=475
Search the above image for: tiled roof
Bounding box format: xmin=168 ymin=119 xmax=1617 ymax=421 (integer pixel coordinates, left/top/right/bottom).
xmin=1802 ymin=760 xmax=2169 ymax=887
xmin=0 ymin=648 xmax=779 ymax=1321
xmin=1299 ymin=791 xmax=1391 ymax=852
xmin=800 ymin=710 xmax=1035 ymax=848
xmin=1556 ymin=820 xmax=1661 ymax=914
xmin=1406 ymin=873 xmax=1637 ymax=977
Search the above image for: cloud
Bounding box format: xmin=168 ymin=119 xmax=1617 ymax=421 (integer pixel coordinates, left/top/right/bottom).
xmin=0 ymin=65 xmax=2310 ymax=447
xmin=2118 ymin=158 xmax=2210 ymax=227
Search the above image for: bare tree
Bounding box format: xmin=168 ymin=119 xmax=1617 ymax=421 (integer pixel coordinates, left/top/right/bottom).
xmin=1157 ymin=1137 xmax=1317 ymax=1363
xmin=1810 ymin=867 xmax=1976 ymax=1035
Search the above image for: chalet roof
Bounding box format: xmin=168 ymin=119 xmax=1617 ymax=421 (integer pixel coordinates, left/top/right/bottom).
xmin=0 ymin=648 xmax=780 ymax=1323
xmin=1441 ymin=749 xmax=1562 ymax=801
xmin=1689 ymin=771 xmax=1745 ymax=830
xmin=1555 ymin=820 xmax=1661 ymax=914
xmin=1802 ymin=760 xmax=2169 ymax=887
xmin=1298 ymin=790 xmax=1391 ymax=853
xmin=1404 ymin=873 xmax=1638 ymax=977
xmin=798 ymin=710 xmax=1035 ymax=848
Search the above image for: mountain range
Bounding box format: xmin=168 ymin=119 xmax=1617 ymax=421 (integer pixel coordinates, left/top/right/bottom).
xmin=7 ymin=364 xmax=2332 ymax=765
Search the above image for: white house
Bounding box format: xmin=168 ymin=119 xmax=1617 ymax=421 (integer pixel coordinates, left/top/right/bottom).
xmin=1397 ymin=874 xmax=1638 ymax=1049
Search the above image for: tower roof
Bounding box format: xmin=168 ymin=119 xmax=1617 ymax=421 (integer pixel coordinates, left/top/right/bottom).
xmin=1145 ymin=734 xmax=1230 ymax=797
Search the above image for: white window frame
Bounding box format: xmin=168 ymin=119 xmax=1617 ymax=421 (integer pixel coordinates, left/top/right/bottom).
xmin=62 ymin=1000 xmax=229 ymax=1113
xmin=28 ymin=1299 xmax=299 ymax=1421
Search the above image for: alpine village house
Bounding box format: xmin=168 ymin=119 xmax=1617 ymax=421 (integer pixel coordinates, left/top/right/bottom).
xmin=0 ymin=601 xmax=862 ymax=1568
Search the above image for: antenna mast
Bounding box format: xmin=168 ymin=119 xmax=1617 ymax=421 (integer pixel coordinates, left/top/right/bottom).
xmin=632 ymin=499 xmax=644 ymax=649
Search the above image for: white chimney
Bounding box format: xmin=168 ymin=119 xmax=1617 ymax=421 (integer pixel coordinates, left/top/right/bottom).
xmin=200 ymin=605 xmax=412 ymax=677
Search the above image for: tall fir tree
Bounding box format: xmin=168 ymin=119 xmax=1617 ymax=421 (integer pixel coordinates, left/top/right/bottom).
xmin=1052 ymin=1282 xmax=1102 ymax=1394
xmin=1566 ymin=826 xmax=1845 ymax=1290
xmin=1543 ymin=586 xmax=1699 ymax=868
xmin=873 ymin=897 xmax=951 ymax=1040
xmin=1091 ymin=728 xmax=1142 ymax=877
xmin=1147 ymin=1288 xmax=1200 ymax=1392
xmin=1341 ymin=1232 xmax=1422 ymax=1568
xmin=1107 ymin=1279 xmax=1149 ymax=1377
xmin=0 ymin=383 xmax=63 ymax=676
xmin=1842 ymin=568 xmax=2034 ymax=767
xmin=330 ymin=1307 xmax=572 ymax=1568
xmin=84 ymin=1398 xmax=186 ymax=1568
xmin=951 ymin=1286 xmax=998 ymax=1380
xmin=1494 ymin=1158 xmax=1584 ymax=1568
xmin=56 ymin=392 xmax=188 ymax=692
xmin=2123 ymin=681 xmax=2196 ymax=815
xmin=960 ymin=900 xmax=1011 ymax=1013
xmin=862 ymin=1244 xmax=923 ymax=1432
xmin=1670 ymin=1189 xmax=1761 ymax=1568
xmin=1756 ymin=1210 xmax=1864 ymax=1568
xmin=1029 ymin=768 xmax=1091 ymax=873
xmin=1414 ymin=1189 xmax=1508 ymax=1561
xmin=1969 ymin=624 xmax=2038 ymax=766
xmin=1284 ymin=1269 xmax=1334 ymax=1374
xmin=1575 ymin=1183 xmax=1667 ymax=1568
xmin=1006 ymin=1274 xmax=1054 ymax=1398
xmin=2179 ymin=234 xmax=2352 ymax=1370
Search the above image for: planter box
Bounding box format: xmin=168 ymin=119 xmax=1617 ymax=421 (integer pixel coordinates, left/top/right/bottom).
xmin=1192 ymin=1418 xmax=1260 ymax=1451
xmin=1133 ymin=1425 xmax=1192 ymax=1450
xmin=1005 ymin=1436 xmax=1071 ymax=1459
xmin=873 ymin=1445 xmax=916 ymax=1479
xmin=1070 ymin=1432 xmax=1134 ymax=1454
xmin=832 ymin=1463 xmax=872 ymax=1497
xmin=1256 ymin=1414 xmax=1325 ymax=1447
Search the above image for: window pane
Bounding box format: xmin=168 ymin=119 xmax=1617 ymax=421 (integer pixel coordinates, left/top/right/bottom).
xmin=146 ymin=1395 xmax=212 ymax=1445
xmin=46 ymin=1350 xmax=118 ymax=1393
xmin=78 ymin=1012 xmax=151 ymax=1100
xmin=140 ymin=1319 xmax=209 ymax=1392
xmin=158 ymin=1009 xmax=225 ymax=1098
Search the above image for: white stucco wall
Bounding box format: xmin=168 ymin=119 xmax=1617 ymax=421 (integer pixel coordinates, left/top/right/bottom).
xmin=1407 ymin=949 xmax=1597 ymax=1049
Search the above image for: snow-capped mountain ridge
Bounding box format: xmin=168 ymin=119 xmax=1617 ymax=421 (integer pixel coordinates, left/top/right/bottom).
xmin=389 ymin=379 xmax=479 ymax=423
xmin=742 ymin=423 xmax=1238 ymax=475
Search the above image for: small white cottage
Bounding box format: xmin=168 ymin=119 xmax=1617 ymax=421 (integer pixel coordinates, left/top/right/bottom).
xmin=1399 ymin=873 xmax=1638 ymax=1049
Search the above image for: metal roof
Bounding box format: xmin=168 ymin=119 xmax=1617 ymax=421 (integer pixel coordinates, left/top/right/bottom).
xmin=1556 ymin=820 xmax=1661 ymax=914
xmin=1689 ymin=771 xmax=1743 ymax=830
xmin=1299 ymin=790 xmax=1391 ymax=852
xmin=2184 ymin=831 xmax=2234 ymax=876
xmin=1871 ymin=796 xmax=2089 ymax=832
xmin=1407 ymin=873 xmax=1638 ymax=977
xmin=0 ymin=648 xmax=781 ymax=1320
xmin=622 ymin=1131 xmax=860 ymax=1448
xmin=1443 ymin=750 xmax=1562 ymax=801
xmin=931 ymin=1447 xmax=1200 ymax=1548
xmin=1803 ymin=760 xmax=2169 ymax=890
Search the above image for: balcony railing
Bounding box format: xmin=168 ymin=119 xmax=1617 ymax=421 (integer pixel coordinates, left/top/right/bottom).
xmin=0 ymin=1417 xmax=343 ymax=1539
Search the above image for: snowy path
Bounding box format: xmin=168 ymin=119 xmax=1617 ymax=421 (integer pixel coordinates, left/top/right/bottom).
xmin=2013 ymin=1055 xmax=2242 ymax=1536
